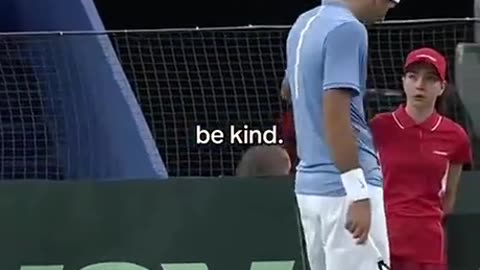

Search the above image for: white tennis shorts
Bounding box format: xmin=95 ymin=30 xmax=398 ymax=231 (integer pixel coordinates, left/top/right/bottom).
xmin=296 ymin=186 xmax=389 ymax=270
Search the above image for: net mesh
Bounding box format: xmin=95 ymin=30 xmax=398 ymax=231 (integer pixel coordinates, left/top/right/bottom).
xmin=0 ymin=33 xmax=161 ymax=181
xmin=110 ymin=19 xmax=477 ymax=177
xmin=0 ymin=36 xmax=64 ymax=180
xmin=111 ymin=29 xmax=288 ymax=176
xmin=0 ymin=19 xmax=476 ymax=179
xmin=366 ymin=20 xmax=475 ymax=116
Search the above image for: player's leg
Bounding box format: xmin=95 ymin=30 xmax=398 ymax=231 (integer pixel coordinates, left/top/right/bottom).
xmin=320 ymin=186 xmax=389 ymax=270
xmin=296 ymin=194 xmax=326 ymax=270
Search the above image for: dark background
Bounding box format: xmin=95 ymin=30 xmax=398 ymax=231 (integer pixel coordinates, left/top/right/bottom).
xmin=92 ymin=0 xmax=479 ymax=176
xmin=94 ymin=0 xmax=475 ymax=29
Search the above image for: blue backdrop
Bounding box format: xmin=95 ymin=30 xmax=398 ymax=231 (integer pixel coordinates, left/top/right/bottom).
xmin=0 ymin=0 xmax=168 ymax=180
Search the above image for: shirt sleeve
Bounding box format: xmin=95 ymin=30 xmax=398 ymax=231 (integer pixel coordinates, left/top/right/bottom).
xmin=322 ymin=21 xmax=367 ymax=96
xmin=450 ymin=127 xmax=472 ymax=164
xmin=369 ymin=114 xmax=388 ymax=149
xmin=369 ymin=116 xmax=381 ymax=146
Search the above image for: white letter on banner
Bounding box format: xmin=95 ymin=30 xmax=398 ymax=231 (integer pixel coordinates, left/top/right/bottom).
xmin=250 ymin=261 xmax=295 ymax=270
xmin=161 ymin=263 xmax=208 ymax=270
xmin=20 ymin=266 xmax=64 ymax=270
xmin=80 ymin=262 xmax=148 ymax=270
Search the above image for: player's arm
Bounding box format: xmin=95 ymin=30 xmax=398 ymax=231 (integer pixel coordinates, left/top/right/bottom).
xmin=443 ymin=164 xmax=462 ymax=215
xmin=323 ymin=22 xmax=368 ymax=198
xmin=324 ymin=90 xmax=360 ymax=170
xmin=322 ymin=22 xmax=370 ymax=244
xmin=280 ymin=71 xmax=291 ymax=102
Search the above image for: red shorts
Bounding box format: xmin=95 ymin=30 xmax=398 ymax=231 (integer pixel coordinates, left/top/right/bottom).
xmin=391 ymin=256 xmax=447 ymax=270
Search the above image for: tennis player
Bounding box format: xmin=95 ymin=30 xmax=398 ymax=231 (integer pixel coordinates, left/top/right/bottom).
xmin=285 ymin=0 xmax=397 ymax=269
xmin=370 ymin=48 xmax=473 ymax=270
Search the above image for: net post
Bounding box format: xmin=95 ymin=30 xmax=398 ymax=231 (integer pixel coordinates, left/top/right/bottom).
xmin=455 ymin=42 xmax=480 ymax=134
xmin=476 ymin=0 xmax=480 ymax=42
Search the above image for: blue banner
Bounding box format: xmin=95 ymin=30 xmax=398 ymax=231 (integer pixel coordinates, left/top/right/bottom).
xmin=0 ymin=0 xmax=167 ymax=179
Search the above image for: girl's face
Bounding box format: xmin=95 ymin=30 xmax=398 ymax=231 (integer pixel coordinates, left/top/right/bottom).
xmin=403 ymin=62 xmax=446 ymax=110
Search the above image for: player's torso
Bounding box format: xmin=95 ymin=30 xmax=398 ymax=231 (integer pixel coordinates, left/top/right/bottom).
xmin=373 ymin=113 xmax=460 ymax=218
xmin=286 ymin=4 xmax=381 ymax=196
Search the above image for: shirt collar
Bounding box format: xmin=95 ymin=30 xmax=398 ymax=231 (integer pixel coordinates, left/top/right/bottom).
xmin=392 ymin=105 xmax=443 ymax=131
xmin=322 ymin=0 xmax=349 ymax=8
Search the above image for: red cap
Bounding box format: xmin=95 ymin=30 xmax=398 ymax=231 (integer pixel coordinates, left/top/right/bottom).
xmin=404 ymin=48 xmax=447 ymax=81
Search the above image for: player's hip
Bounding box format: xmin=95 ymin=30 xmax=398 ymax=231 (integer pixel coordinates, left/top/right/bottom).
xmin=296 ymin=186 xmax=390 ymax=270
xmin=296 ymin=185 xmax=385 ymax=213
xmin=294 ymin=170 xmax=383 ymax=196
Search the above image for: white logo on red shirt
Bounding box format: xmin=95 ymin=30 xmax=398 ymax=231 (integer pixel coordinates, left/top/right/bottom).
xmin=432 ymin=150 xmax=448 ymax=156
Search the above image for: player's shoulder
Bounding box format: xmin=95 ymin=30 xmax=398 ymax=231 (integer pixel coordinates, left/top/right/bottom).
xmin=294 ymin=6 xmax=327 ymax=26
xmin=321 ymin=20 xmax=367 ymax=49
xmin=326 ymin=20 xmax=367 ymax=48
xmin=295 ymin=7 xmax=318 ymax=22
xmin=290 ymin=7 xmax=323 ymax=36
xmin=295 ymin=5 xmax=366 ymax=36
xmin=329 ymin=14 xmax=366 ymax=32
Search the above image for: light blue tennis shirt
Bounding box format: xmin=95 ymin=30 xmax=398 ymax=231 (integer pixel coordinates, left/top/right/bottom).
xmin=286 ymin=0 xmax=382 ymax=196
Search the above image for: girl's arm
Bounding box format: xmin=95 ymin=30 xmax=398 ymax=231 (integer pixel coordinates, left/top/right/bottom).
xmin=443 ymin=163 xmax=463 ymax=215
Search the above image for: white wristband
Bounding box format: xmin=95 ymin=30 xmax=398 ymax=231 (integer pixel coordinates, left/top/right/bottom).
xmin=341 ymin=168 xmax=369 ymax=201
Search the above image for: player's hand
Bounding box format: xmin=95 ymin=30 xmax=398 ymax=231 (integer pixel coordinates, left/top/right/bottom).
xmin=345 ymin=199 xmax=371 ymax=245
